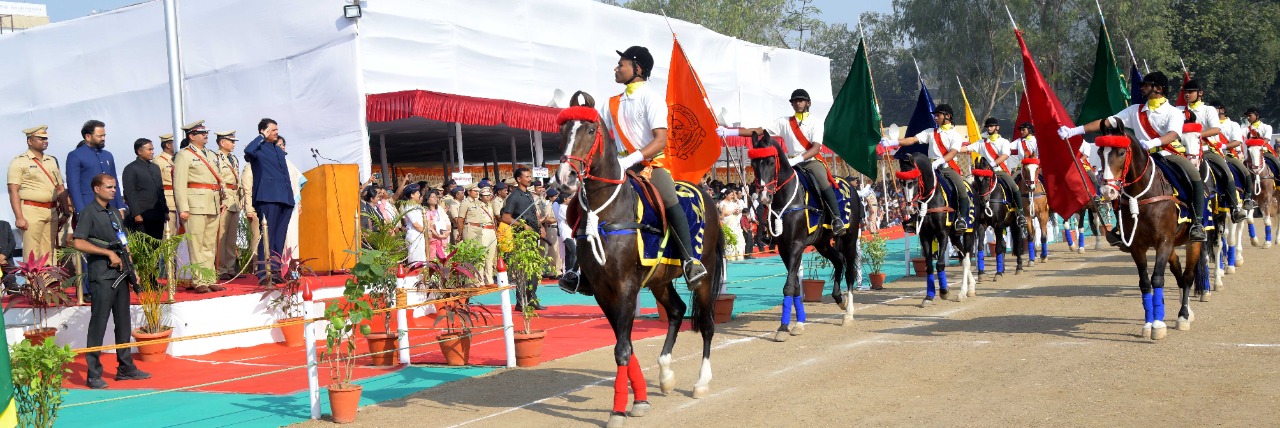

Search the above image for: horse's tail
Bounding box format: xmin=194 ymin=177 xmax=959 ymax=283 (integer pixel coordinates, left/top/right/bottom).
xmin=690 ymin=231 xmax=724 ymax=335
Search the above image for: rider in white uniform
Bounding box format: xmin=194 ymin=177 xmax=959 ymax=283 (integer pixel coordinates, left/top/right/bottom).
xmin=959 ymin=117 xmax=1026 ymax=225
xmin=880 ymin=104 xmax=972 ymax=231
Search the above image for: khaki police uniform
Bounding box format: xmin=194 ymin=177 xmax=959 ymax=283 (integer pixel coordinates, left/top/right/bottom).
xmin=173 ymin=121 xmax=224 ymax=288
xmin=447 ymin=192 xmax=464 ymax=241
xmin=154 ymin=133 xmax=178 ymax=237
xmin=460 ymin=187 xmax=497 ymax=285
xmin=240 ymin=164 xmax=260 ymax=256
xmin=7 ymin=126 xmax=62 ymax=264
xmin=214 ymin=131 xmax=244 ymax=277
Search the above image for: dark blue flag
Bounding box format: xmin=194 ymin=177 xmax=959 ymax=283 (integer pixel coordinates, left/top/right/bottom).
xmin=1129 ymin=65 xmax=1144 ymax=106
xmin=900 ymin=79 xmax=936 ymax=156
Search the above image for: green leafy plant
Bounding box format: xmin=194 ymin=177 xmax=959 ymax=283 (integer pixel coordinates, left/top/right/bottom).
xmin=126 ymin=231 xmax=214 ymax=334
xmin=236 ymin=213 xmax=256 ymax=274
xmin=506 ymin=223 xmax=549 ymax=333
xmin=802 ymin=251 xmax=830 ymax=280
xmin=256 ymin=247 xmax=317 ymax=319
xmin=3 ymin=252 xmax=72 ymax=332
xmin=447 ymin=240 xmax=486 ymax=286
xmin=721 ymin=224 xmax=738 ymax=248
xmin=860 ymin=233 xmax=889 ymax=275
xmin=10 ymin=338 xmax=76 ymax=428
xmin=346 ymin=247 xmax=399 ymax=336
xmin=360 ymin=208 xmax=409 ymax=266
xmin=422 ymin=245 xmax=492 ymax=339
xmin=325 ymin=251 xmax=376 ymax=388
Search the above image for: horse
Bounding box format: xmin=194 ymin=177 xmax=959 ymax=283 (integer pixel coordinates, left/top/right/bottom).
xmin=1243 ymin=138 xmax=1280 ymax=249
xmin=1064 ymin=198 xmax=1107 ymax=253
xmin=1094 ymin=118 xmax=1203 ymax=340
xmin=1015 ymin=159 xmax=1051 ymax=266
xmin=746 ymin=131 xmax=861 ymax=340
xmin=970 ymin=157 xmax=1026 ymax=279
xmin=554 ymin=91 xmax=724 ymax=427
xmin=894 ymin=151 xmax=977 ymax=306
xmin=1219 ymin=159 xmax=1252 ymax=274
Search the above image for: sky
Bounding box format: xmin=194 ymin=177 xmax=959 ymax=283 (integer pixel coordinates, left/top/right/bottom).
xmin=36 ymin=0 xmax=895 ymax=26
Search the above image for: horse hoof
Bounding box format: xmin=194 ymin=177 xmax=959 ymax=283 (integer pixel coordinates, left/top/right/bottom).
xmin=1214 ymin=281 xmax=1224 ymax=292
xmin=773 ymin=330 xmax=789 ymax=343
xmin=1141 ymin=323 xmax=1153 ymax=339
xmin=841 ymin=314 xmax=853 ymax=326
xmin=837 ymin=299 xmax=849 ymax=311
xmin=660 ymin=377 xmax=676 ymax=395
xmin=1226 ymin=266 xmax=1236 ymax=274
xmin=920 ymin=298 xmax=934 ymax=308
xmin=628 ymin=401 xmax=652 ymax=417
xmin=1176 ymin=317 xmax=1192 ymax=331
xmin=1077 ymin=247 xmax=1085 ymax=254
xmin=607 ymin=413 xmax=628 ymax=428
xmin=789 ymin=322 xmax=806 ymax=336
xmin=1015 ymin=268 xmax=1023 ymax=275
xmin=1267 ymin=241 xmax=1274 ymax=249
xmin=1188 ymin=309 xmax=1196 ymax=322
xmin=693 ymin=386 xmax=711 ymax=399
xmin=1152 ymin=320 xmax=1172 ymax=340
xmin=967 ymin=289 xmax=976 ymax=298
xmin=1200 ymin=292 xmax=1212 ymax=302
xmin=1251 ymin=238 xmax=1260 ymax=247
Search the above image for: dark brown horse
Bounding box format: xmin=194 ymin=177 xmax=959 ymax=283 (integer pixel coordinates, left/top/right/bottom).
xmin=971 ymin=158 xmax=1025 ymax=279
xmin=746 ymin=131 xmax=861 ymax=340
xmin=1095 ymin=118 xmax=1203 ymax=340
xmin=555 ymin=91 xmax=724 ymax=428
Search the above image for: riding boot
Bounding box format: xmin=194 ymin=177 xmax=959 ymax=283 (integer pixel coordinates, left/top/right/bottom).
xmin=819 ymin=186 xmax=848 ymax=235
xmin=665 ymin=205 xmax=707 ymax=286
xmin=954 ymin=183 xmax=972 ymax=232
xmin=1185 ymin=173 xmax=1208 ymax=242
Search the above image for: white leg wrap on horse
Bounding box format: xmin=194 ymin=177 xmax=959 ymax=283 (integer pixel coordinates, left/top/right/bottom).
xmin=658 ymin=353 xmax=675 ymax=394
xmin=1141 ymin=322 xmax=1153 ymax=339
xmin=789 ymin=322 xmax=806 ymax=336
xmin=1151 ymin=320 xmax=1168 ymax=340
xmin=692 ymin=357 xmax=712 ymax=399
xmin=842 ymin=291 xmax=854 ymax=326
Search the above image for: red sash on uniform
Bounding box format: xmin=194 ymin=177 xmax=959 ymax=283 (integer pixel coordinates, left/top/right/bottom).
xmin=788 ymin=116 xmax=836 ymax=186
xmin=934 ymin=130 xmax=959 ymax=170
xmin=608 ymin=95 xmax=661 ymax=168
xmin=983 ymin=140 xmax=1003 ymax=171
xmin=1138 ymin=110 xmax=1183 ymax=155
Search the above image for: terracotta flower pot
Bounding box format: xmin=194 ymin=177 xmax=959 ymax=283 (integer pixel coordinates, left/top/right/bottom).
xmin=912 ymin=257 xmax=928 ymax=277
xmin=869 ymin=272 xmax=887 ymax=290
xmin=801 ymin=279 xmax=825 ymax=302
xmin=364 ymin=333 xmax=399 ymax=366
xmin=23 ymin=327 xmax=57 ymax=346
xmin=987 ymin=242 xmax=997 ymax=253
xmin=436 ymin=332 xmax=471 ymax=366
xmin=277 ymin=317 xmax=306 ymax=347
xmin=713 ymin=294 xmax=736 ymax=324
xmin=327 ymin=383 xmax=363 ymax=424
xmin=514 ymin=330 xmax=547 ymax=367
xmin=132 ymin=328 xmax=173 ymax=362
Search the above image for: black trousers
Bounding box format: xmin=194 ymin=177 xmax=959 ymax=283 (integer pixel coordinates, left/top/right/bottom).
xmin=254 ymin=202 xmax=294 ymax=279
xmin=86 ymin=277 xmax=137 ymax=380
xmin=1202 ymin=152 xmax=1237 ymax=209
xmin=1153 ymin=154 xmax=1205 ymax=221
xmin=995 ymin=171 xmax=1024 ymax=211
xmin=127 ymin=216 xmax=164 ymax=240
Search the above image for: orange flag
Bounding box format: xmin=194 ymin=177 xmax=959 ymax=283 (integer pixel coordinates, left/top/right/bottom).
xmin=665 ymin=38 xmax=721 ymax=183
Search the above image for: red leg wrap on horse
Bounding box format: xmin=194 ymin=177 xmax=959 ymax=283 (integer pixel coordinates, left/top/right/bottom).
xmin=613 ymin=365 xmax=629 ymax=413
xmin=628 ymin=354 xmax=648 ymax=401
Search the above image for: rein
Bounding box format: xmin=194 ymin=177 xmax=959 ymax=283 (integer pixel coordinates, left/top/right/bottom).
xmin=1102 ymin=144 xmax=1165 ymax=248
xmin=749 ymin=146 xmax=803 ymax=237
xmin=556 ymin=108 xmax=631 ymax=265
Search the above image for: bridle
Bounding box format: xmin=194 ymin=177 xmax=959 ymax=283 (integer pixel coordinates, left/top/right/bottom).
xmin=1097 ymin=134 xmax=1158 ymax=247
xmin=748 ymin=143 xmax=801 ymax=237
xmin=893 ymin=155 xmax=939 ymax=234
xmin=556 ymin=106 xmax=628 ymax=264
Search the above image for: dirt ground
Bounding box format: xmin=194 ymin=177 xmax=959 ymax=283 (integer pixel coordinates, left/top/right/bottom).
xmin=296 ymin=242 xmax=1280 ymax=427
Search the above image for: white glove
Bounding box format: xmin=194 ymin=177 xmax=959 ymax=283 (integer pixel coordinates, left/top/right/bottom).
xmin=1058 ymin=125 xmax=1085 ymax=140
xmin=1140 ymin=138 xmax=1164 ymax=150
xmin=618 ymin=152 xmax=645 ymax=169
xmin=715 ymin=126 xmax=736 ymax=138
xmin=787 ymin=155 xmax=804 ymax=166
xmin=931 ymin=158 xmax=947 ymax=170
xmin=880 ymin=138 xmax=899 ymax=148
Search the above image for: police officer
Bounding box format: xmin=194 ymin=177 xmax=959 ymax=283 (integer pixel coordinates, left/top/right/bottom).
xmin=502 ymin=167 xmax=546 ymax=309
xmin=214 ymin=131 xmax=244 ymax=280
xmin=71 ymin=173 xmax=151 ymax=389
xmin=174 ymin=120 xmax=226 ymax=292
xmin=461 ymin=184 xmax=497 ymax=285
xmin=154 ymin=133 xmax=178 ymax=237
xmin=7 ymin=125 xmax=63 ymax=265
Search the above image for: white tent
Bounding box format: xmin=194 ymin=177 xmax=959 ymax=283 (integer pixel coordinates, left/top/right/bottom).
xmin=0 ymin=0 xmax=831 ymax=226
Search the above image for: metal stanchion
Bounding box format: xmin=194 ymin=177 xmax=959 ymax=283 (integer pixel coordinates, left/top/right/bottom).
xmin=302 ymin=276 xmax=320 ymax=420
xmin=495 ymin=258 xmax=516 ymax=368
xmin=395 ymin=265 xmax=411 ymax=365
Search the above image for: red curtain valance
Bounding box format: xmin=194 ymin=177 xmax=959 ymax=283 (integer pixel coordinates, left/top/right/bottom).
xmin=366 ymin=90 xmax=561 ymax=133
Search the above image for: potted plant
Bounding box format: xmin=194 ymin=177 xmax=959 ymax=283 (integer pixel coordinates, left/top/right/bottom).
xmin=506 ymin=223 xmax=549 ymax=367
xmin=422 ymin=248 xmax=491 ymax=366
xmin=911 ymin=256 xmax=928 ymax=277
xmin=257 ymin=247 xmax=316 ymax=347
xmin=448 ymin=240 xmax=487 ymax=287
xmin=4 ymin=252 xmax=72 ymax=345
xmin=9 ymin=338 xmax=76 ymax=428
xmin=801 ymin=252 xmax=828 ymax=302
xmin=126 ymin=231 xmax=211 ymax=361
xmin=861 ymin=234 xmax=889 ymax=290
xmin=339 ymin=248 xmax=400 ymax=366
xmin=721 ymin=224 xmax=739 ymax=260
xmin=323 ymin=267 xmax=374 ymax=424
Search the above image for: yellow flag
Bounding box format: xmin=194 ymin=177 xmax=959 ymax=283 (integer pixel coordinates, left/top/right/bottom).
xmin=958 ymin=78 xmax=982 ymax=162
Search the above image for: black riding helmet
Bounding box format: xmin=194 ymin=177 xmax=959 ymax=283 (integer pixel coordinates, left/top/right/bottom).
xmin=984 ymin=117 xmax=1000 ymax=127
xmin=616 ymin=46 xmax=654 ymax=83
xmin=932 ymin=104 xmax=954 ymax=117
xmin=1141 ymin=71 xmax=1169 ymax=94
xmin=790 ymin=89 xmax=810 ymax=102
xmin=1018 ymin=122 xmax=1035 ymax=133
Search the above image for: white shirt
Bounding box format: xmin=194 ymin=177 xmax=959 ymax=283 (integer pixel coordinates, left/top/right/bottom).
xmin=598 ymin=82 xmax=668 ymax=157
xmin=912 ymin=127 xmax=965 ymax=166
xmin=1220 ymin=118 xmax=1244 ymax=156
xmin=965 ymin=135 xmax=1011 ymax=171
xmin=553 ymin=200 xmax=572 ymax=239
xmin=1246 ymin=120 xmax=1273 ymax=141
xmin=1180 ymin=102 xmax=1220 ymax=156
xmin=1110 ymin=101 xmax=1184 ymax=155
xmin=763 ymin=114 xmax=824 ymax=156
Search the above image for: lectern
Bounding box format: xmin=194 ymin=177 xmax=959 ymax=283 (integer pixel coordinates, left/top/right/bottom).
xmin=299 ymin=164 xmax=359 ymax=273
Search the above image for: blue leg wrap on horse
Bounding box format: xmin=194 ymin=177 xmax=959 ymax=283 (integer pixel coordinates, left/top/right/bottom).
xmin=1153 ymin=288 xmax=1165 ymax=322
xmin=926 ymin=273 xmax=936 ymax=297
xmin=1142 ymin=292 xmax=1155 ymax=324
xmin=1041 ymin=241 xmax=1047 ymax=259
xmin=1077 ymin=230 xmax=1085 ymax=244
xmin=1267 ymin=226 xmax=1273 ymax=242
xmin=1065 ymin=230 xmax=1075 ymax=247
xmin=1228 ymin=246 xmax=1236 ymax=265
xmin=939 ymin=271 xmax=949 ymax=291
xmin=996 ymin=253 xmax=1005 ymax=273
xmin=795 ymin=298 xmax=807 ymax=323
xmin=1028 ymin=241 xmax=1036 ymax=261
xmin=781 ymin=295 xmax=794 ymax=325
xmin=1249 ymin=223 xmax=1256 ymax=238
xmin=977 ymin=251 xmax=985 ymax=271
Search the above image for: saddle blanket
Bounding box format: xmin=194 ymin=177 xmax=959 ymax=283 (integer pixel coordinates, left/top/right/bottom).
xmin=793 ymin=168 xmax=855 ymax=233
xmin=632 ymin=179 xmax=707 ymax=267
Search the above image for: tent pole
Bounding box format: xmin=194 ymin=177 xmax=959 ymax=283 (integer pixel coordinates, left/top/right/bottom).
xmin=378 ymin=134 xmax=390 ymax=186
xmin=534 ymin=131 xmax=545 ymax=166
xmin=511 ymin=135 xmax=518 ymax=172
xmin=455 ymin=122 xmax=465 ymax=173
xmin=162 ymin=0 xmax=185 ymax=140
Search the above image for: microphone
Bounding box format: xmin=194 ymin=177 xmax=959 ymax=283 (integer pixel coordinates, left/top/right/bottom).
xmin=312 ymin=148 xmax=341 ymax=164
xmin=311 ymin=148 xmax=321 ymax=167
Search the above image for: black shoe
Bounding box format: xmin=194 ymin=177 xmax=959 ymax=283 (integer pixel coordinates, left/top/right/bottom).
xmin=1244 ymin=199 xmax=1258 ymax=211
xmin=1017 ymin=216 xmax=1028 ymax=228
xmin=831 ymin=218 xmax=849 ymax=236
xmin=87 ymin=378 xmax=108 ymax=389
xmin=115 ymin=369 xmax=151 ymax=381
xmin=1232 ymin=209 xmax=1247 ymax=223
xmin=1189 ymin=223 xmax=1207 ymax=242
xmin=532 ymin=303 xmax=547 ymax=311
xmin=683 ymin=259 xmax=707 ymax=286
xmin=557 ymin=270 xmax=579 ymax=294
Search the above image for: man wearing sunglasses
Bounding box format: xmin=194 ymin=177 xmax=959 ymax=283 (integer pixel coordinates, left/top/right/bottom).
xmin=7 ymin=125 xmax=64 ymax=266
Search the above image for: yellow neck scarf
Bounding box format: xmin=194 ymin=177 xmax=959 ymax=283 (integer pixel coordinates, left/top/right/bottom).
xmin=1189 ymin=100 xmax=1203 ymax=110
xmin=624 ymin=81 xmax=645 ymax=96
xmin=1252 ymin=120 xmax=1262 ymax=129
xmin=794 ymin=112 xmax=809 ymax=122
xmin=940 ymin=123 xmax=954 ymax=131
xmin=1146 ymin=96 xmax=1168 ymax=111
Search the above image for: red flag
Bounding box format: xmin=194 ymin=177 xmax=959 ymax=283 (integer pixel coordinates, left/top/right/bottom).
xmin=1015 ymin=30 xmax=1095 ymax=218
xmin=1013 ymin=91 xmax=1030 ymax=132
xmin=664 ymin=38 xmax=722 ymax=182
xmin=1175 ymin=70 xmax=1191 ymax=107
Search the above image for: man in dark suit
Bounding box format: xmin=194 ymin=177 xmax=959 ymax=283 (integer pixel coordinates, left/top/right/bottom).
xmin=243 ymin=118 xmax=294 ymax=284
xmin=121 ymin=138 xmax=167 ymax=239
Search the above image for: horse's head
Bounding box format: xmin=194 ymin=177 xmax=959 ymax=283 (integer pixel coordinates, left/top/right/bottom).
xmin=1245 ymin=138 xmax=1270 ymax=173
xmin=747 ymin=131 xmax=785 ymax=202
xmin=972 ymin=157 xmax=995 ymax=194
xmin=555 ymin=91 xmax=607 ymax=194
xmin=1095 ymin=117 xmax=1140 ymax=201
xmin=893 ymin=151 xmax=930 ymax=204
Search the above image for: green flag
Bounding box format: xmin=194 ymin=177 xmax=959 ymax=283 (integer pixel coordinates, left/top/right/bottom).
xmin=824 ymin=38 xmax=882 ymax=178
xmin=1075 ymin=24 xmax=1129 ymax=125
xmin=0 ymin=316 xmax=16 ymax=427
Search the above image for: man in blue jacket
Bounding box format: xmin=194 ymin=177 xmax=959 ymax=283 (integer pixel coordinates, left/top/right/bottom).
xmin=244 ymin=118 xmax=294 ymax=284
xmin=66 ymin=120 xmax=125 ymax=300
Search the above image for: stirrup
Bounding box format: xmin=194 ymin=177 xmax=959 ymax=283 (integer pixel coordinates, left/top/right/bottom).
xmin=953 ymin=218 xmax=969 ymax=232
xmin=1189 ymin=223 xmax=1207 ymax=242
xmin=557 ymin=270 xmax=579 ymax=294
xmin=1243 ymin=199 xmax=1258 ymax=211
xmin=1232 ymin=209 xmax=1247 ymax=223
xmin=831 ymin=218 xmax=848 ymax=236
xmin=682 ymin=259 xmax=707 ymax=287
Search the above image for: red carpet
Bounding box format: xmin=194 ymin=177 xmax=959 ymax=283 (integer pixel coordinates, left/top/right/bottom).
xmin=3 ymin=274 xmax=352 ymax=308
xmin=62 ymin=304 xmax=675 ymax=395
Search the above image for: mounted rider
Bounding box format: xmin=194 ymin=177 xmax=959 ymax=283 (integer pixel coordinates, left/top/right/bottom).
xmin=559 ymin=45 xmax=707 ymax=292
xmin=1214 ymin=101 xmax=1259 ymax=211
xmin=880 ymin=104 xmax=972 ymax=232
xmin=1059 ymin=71 xmax=1208 ymax=242
xmin=1181 ymin=80 xmax=1248 ymax=222
xmin=958 ymin=117 xmax=1027 ymax=227
xmin=1244 ymin=107 xmax=1280 ymax=178
xmin=716 ymin=88 xmax=849 ymax=236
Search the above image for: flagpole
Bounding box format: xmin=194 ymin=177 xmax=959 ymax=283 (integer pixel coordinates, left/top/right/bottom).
xmin=1143 ymin=59 xmax=1150 ymax=74
xmin=1006 ymin=5 xmax=1018 ymax=30
xmin=1179 ymin=57 xmax=1189 ymax=76
xmin=861 ymin=36 xmax=891 ymax=236
xmin=1125 ymin=38 xmax=1138 ymax=68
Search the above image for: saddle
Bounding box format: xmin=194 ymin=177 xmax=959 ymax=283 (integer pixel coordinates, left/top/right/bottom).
xmin=896 ymin=166 xmax=970 ymax=228
xmin=628 ymin=174 xmax=707 ymax=269
xmin=1147 ymin=156 xmax=1199 ymax=226
xmin=793 ymin=167 xmax=854 ymax=233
